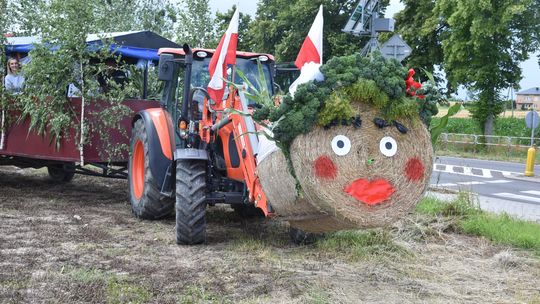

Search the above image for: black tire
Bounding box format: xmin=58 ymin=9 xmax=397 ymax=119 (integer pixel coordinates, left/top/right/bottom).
xmin=175 ymin=160 xmax=207 ymax=245
xmin=128 ymin=119 xmax=174 ymax=220
xmin=289 ymin=227 xmax=324 ymax=245
xmin=47 ymin=163 xmax=75 ymax=183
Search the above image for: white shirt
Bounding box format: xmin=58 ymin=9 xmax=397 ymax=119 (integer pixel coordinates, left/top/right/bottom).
xmin=4 ymin=74 xmax=24 ymax=94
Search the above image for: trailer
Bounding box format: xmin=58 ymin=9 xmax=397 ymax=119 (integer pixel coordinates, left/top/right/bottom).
xmin=0 ymin=31 xmax=180 ymax=180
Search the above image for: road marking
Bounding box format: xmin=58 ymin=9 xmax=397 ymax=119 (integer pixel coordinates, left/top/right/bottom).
xmin=501 ymin=171 xmax=516 ymax=177
xmin=521 ymin=190 xmax=540 ymax=196
xmin=430 ymin=180 xmax=511 ymax=188
xmin=485 ymin=180 xmax=512 ymax=184
xmin=494 ymin=193 xmax=540 ymax=203
xmin=433 ymin=164 xmax=519 ymax=179
xmin=481 ymin=169 xmax=493 ymax=178
xmin=457 ymin=181 xmax=484 ymax=185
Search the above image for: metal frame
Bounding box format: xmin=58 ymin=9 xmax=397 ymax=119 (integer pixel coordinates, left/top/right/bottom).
xmin=0 ymin=155 xmax=128 ymax=179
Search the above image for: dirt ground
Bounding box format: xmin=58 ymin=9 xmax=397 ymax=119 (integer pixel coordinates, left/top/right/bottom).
xmin=1 ymin=166 xmax=539 ymax=304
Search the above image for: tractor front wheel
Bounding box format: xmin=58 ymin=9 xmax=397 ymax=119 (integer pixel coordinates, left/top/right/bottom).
xmin=175 ymin=160 xmax=207 ymax=245
xmin=128 ymin=119 xmax=174 ymax=220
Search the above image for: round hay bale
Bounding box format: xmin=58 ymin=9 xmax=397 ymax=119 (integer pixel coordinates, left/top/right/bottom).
xmin=256 ymin=149 xmax=298 ymax=214
xmin=257 ymin=149 xmax=358 ymax=233
xmin=289 ymin=102 xmax=433 ymax=229
xmin=257 ymin=149 xmax=321 ymax=217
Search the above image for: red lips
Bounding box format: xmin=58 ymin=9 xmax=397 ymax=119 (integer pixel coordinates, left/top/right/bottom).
xmin=344 ymin=178 xmax=395 ymax=206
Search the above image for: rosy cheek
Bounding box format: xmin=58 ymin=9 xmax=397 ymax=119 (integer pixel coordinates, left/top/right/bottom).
xmin=405 ymin=157 xmax=424 ymax=182
xmin=313 ymin=155 xmax=338 ymax=180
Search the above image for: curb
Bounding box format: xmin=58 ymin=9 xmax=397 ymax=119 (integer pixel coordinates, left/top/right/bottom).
xmin=427 ymin=186 xmax=461 ymax=194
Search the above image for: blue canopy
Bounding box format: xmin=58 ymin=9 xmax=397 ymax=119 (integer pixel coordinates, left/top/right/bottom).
xmin=5 ymin=31 xmax=180 ymax=61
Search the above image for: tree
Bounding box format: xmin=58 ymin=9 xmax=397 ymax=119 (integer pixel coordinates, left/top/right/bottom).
xmin=394 ymin=0 xmax=446 ymax=84
xmin=214 ymin=5 xmax=252 ymax=51
xmin=248 ymin=0 xmax=389 ymax=62
xmin=175 ymin=0 xmax=214 ymax=48
xmin=19 ymin=0 xmax=134 ymax=161
xmin=1 ymin=0 xmax=9 ymax=148
xmin=5 ymin=0 xmax=48 ymax=35
xmin=397 ymin=0 xmax=540 ymax=136
xmin=435 ymin=0 xmax=540 ymax=136
xmin=89 ymin=0 xmax=178 ymax=39
xmin=133 ymin=0 xmax=177 ymax=39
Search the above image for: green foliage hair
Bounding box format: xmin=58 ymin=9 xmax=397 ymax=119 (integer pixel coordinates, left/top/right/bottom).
xmin=317 ymin=92 xmax=355 ymax=127
xmin=257 ymin=51 xmax=428 ymax=152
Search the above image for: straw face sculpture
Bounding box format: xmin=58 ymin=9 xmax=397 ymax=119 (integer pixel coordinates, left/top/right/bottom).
xmin=289 ymin=103 xmax=432 ymax=230
xmin=256 ymin=52 xmax=436 ymax=232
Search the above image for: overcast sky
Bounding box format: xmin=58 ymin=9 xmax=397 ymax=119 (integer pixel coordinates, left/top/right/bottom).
xmin=208 ymin=0 xmax=540 ymax=93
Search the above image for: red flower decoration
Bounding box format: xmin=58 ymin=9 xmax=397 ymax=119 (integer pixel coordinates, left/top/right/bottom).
xmin=405 ymin=68 xmax=425 ymax=99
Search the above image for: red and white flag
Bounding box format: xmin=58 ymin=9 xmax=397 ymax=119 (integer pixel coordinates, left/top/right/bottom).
xmin=289 ymin=5 xmax=324 ymax=96
xmin=208 ymin=8 xmax=239 ymax=102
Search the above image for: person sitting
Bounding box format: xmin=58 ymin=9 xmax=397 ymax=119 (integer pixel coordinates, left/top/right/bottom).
xmin=4 ymin=58 xmax=24 ymax=94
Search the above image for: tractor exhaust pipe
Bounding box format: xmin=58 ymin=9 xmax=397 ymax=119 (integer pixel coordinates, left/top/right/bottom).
xmin=181 ymin=44 xmax=193 ymax=122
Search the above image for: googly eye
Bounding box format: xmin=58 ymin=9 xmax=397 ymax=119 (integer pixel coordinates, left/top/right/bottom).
xmin=379 ymin=136 xmax=397 ymax=157
xmin=331 ymin=135 xmax=351 ymax=156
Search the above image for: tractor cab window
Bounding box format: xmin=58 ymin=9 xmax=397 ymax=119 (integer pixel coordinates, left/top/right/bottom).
xmin=234 ymin=57 xmax=274 ymax=102
xmin=172 ymin=55 xmax=273 ymax=108
xmin=174 ymin=57 xmax=211 ymax=109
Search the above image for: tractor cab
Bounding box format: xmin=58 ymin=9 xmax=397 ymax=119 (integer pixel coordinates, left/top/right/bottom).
xmin=157 ymin=46 xmax=275 ymax=111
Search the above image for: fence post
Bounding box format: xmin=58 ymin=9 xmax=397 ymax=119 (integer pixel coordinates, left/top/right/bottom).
xmin=506 ymin=136 xmax=512 ymax=157
xmin=442 ymin=133 xmax=448 ymax=150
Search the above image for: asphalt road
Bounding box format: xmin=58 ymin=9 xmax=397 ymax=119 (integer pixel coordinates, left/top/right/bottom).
xmin=430 ymin=156 xmax=540 ymax=221
xmin=435 ymin=156 xmax=540 ymax=176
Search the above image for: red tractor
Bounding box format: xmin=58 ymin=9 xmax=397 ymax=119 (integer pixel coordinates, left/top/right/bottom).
xmin=128 ymin=45 xmax=276 ymax=245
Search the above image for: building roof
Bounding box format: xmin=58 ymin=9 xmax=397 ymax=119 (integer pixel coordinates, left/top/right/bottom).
xmin=517 ymin=87 xmax=540 ymax=95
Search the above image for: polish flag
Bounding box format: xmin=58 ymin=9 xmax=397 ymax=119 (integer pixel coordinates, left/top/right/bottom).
xmin=289 ymin=5 xmax=324 ymax=96
xmin=208 ymin=8 xmax=239 ymax=102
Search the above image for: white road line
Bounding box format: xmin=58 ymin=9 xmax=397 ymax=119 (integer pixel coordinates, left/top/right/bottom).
xmin=521 ymin=190 xmax=540 ymax=196
xmin=485 ymin=180 xmax=512 ymax=184
xmin=457 ymin=181 xmax=484 ymax=185
xmin=431 ymin=180 xmax=512 ymax=188
xmin=463 ymin=167 xmax=473 ymax=176
xmin=494 ymin=193 xmax=540 ymax=203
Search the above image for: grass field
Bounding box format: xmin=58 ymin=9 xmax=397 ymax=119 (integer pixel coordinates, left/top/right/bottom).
xmin=432 ymin=106 xmax=539 ymax=162
xmin=436 ymin=107 xmax=530 ymax=119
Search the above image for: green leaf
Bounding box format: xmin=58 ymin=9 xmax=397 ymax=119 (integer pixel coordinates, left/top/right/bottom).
xmin=430 ymin=102 xmax=462 ymax=145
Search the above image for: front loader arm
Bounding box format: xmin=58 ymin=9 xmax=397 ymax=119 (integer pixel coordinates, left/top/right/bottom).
xmin=228 ymin=89 xmax=271 ymax=216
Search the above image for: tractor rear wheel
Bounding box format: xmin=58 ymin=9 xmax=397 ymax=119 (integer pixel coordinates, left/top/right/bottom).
xmin=47 ymin=163 xmax=75 ymax=183
xmin=128 ymin=119 xmax=174 ymax=220
xmin=175 ymin=160 xmax=207 ymax=245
